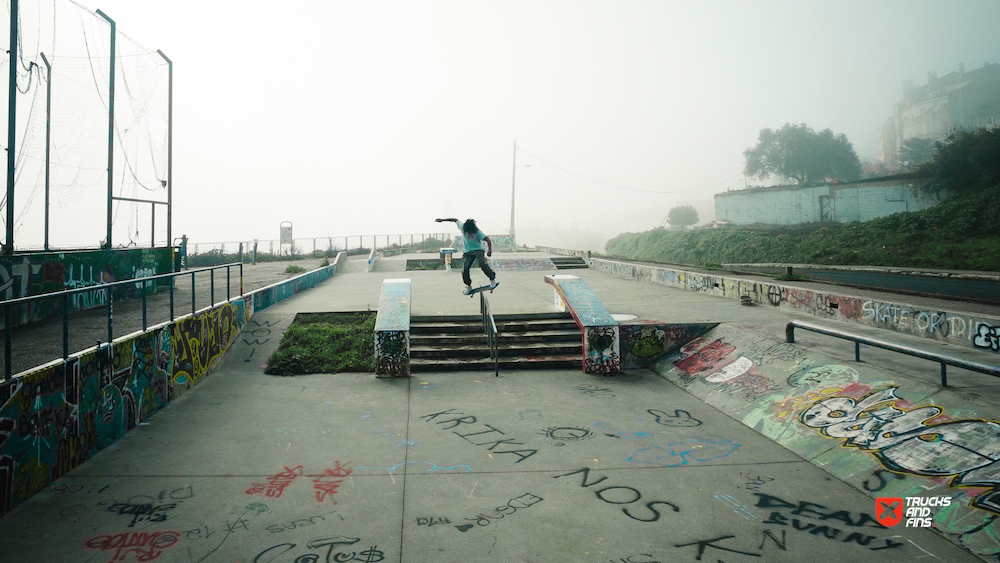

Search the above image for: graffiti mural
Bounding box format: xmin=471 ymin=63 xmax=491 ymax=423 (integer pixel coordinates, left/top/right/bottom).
xmin=375 ymin=331 xmax=409 ymax=377
xmin=618 ymin=323 xmax=715 ymax=369
xmin=170 ymin=301 xmax=240 ymax=389
xmin=590 ymin=258 xmax=999 ymax=353
xmin=672 ymin=338 xmax=773 ymax=403
xmin=0 ymin=298 xmax=248 ymax=519
xmin=974 ymin=323 xmax=1000 ymax=352
xmin=0 ymin=247 xmax=173 ymax=329
xmin=584 ymin=326 xmax=620 ymax=374
xmin=0 ymin=260 xmax=340 ymax=519
xmin=799 ymin=386 xmax=1000 ymax=515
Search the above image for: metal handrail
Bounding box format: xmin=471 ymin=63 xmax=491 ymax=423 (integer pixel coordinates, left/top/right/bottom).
xmin=480 ymin=292 xmax=499 ymax=377
xmin=2 ymin=261 xmax=244 ymax=380
xmin=785 ymin=320 xmax=1000 ymax=387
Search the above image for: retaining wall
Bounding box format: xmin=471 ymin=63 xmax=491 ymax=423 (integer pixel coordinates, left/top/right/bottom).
xmin=0 ymin=261 xmax=338 ymax=517
xmin=0 ymin=247 xmax=175 ymax=328
xmin=591 ymin=258 xmax=1000 ymax=355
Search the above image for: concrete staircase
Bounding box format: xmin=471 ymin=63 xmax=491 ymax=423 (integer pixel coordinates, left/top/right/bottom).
xmin=409 ymin=312 xmax=581 ymax=372
xmin=549 ymin=256 xmax=589 ymax=270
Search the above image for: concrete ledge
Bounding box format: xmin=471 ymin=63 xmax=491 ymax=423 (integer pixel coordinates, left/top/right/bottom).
xmin=544 ymin=274 xmax=619 ymax=374
xmin=375 ymin=278 xmax=411 ymax=377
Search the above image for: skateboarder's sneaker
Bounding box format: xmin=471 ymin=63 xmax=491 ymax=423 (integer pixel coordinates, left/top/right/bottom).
xmin=489 ymin=279 xmax=499 ymax=289
xmin=463 ymin=286 xmax=474 ymax=295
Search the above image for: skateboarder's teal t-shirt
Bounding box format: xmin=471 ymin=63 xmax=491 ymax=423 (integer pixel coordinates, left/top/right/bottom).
xmin=456 ymin=220 xmax=486 ymax=253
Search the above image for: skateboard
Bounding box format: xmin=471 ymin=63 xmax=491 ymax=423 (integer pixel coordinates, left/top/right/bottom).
xmin=467 ymin=282 xmax=499 ymax=297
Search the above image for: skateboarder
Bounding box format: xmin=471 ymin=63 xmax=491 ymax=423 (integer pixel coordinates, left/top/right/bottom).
xmin=435 ymin=217 xmax=498 ymax=295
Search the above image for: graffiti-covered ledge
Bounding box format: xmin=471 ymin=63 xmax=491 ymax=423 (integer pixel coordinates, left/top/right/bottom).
xmin=589 ymin=258 xmax=1000 ymax=354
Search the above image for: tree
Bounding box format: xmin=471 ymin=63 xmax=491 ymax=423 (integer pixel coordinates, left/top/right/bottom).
xmin=860 ymin=158 xmax=891 ymax=179
xmin=899 ymin=137 xmax=936 ymax=167
xmin=744 ymin=123 xmax=862 ymax=185
xmin=666 ymin=205 xmax=699 ymax=229
xmin=917 ymin=127 xmax=1000 ymax=196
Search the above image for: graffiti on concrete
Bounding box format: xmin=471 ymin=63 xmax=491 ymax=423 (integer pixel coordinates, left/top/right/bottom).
xmin=755 ymin=492 xmax=905 ymax=550
xmin=585 ymin=326 xmax=620 ymax=374
xmin=0 ymin=297 xmax=248 ymax=519
xmin=627 ymin=438 xmax=740 ymax=467
xmin=673 ymin=339 xmax=772 ymax=403
xmin=973 ymin=323 xmax=999 ymax=351
xmin=590 ymin=258 xmax=995 ymax=352
xmin=554 ymin=467 xmax=679 ymax=522
xmin=799 ymin=386 xmax=1000 ymax=514
xmin=84 ymin=529 xmax=182 ymax=562
xmin=170 ymin=301 xmax=240 ymax=387
xmin=375 ymin=330 xmax=409 ymax=377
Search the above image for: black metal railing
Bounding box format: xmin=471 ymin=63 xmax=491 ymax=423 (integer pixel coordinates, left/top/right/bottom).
xmin=2 ymin=262 xmax=243 ymax=380
xmin=785 ymin=320 xmax=1000 ymax=387
xmin=480 ymin=292 xmax=499 ymax=377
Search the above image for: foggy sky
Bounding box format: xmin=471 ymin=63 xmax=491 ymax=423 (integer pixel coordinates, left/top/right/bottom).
xmin=5 ymin=0 xmax=1000 ymax=251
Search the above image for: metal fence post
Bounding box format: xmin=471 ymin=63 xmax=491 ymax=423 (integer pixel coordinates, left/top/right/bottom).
xmin=107 ymin=288 xmax=113 ymax=344
xmin=169 ymin=274 xmax=175 ymax=321
xmin=191 ymin=271 xmax=196 ymax=314
xmin=210 ymin=269 xmax=215 ymax=306
xmin=141 ymin=281 xmax=147 ymax=330
xmin=62 ymin=293 xmax=69 ymax=360
xmin=4 ymin=304 xmax=11 ymax=380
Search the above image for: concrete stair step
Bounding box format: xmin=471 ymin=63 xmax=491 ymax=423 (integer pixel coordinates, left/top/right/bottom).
xmin=410 ymin=354 xmax=580 ymax=372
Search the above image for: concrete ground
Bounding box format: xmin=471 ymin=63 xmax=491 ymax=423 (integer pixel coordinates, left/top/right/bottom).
xmin=0 ymin=251 xmax=998 ymax=562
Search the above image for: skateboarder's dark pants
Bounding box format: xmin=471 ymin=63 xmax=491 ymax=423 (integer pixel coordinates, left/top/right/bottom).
xmin=462 ymin=250 xmax=496 ymax=286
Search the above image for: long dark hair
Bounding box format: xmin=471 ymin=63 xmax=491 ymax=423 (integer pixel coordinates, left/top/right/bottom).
xmin=463 ymin=219 xmax=478 ymax=235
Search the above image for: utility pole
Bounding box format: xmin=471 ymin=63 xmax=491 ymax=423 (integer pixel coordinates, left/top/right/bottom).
xmin=509 ymin=142 xmax=517 ymax=245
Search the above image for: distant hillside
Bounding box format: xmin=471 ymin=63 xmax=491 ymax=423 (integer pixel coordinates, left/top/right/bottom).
xmin=604 ymin=182 xmax=1000 ymax=271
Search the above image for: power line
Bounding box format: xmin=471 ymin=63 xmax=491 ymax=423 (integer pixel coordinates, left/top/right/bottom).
xmin=515 ymin=145 xmax=741 ymax=195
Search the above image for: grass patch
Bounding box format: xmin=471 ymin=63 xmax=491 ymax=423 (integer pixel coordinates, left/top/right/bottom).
xmin=605 ymin=182 xmax=1000 ymax=271
xmin=284 ymin=265 xmax=307 ymax=274
xmin=265 ymin=312 xmax=375 ymax=376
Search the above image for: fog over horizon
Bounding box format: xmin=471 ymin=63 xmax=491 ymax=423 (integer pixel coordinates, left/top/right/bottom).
xmin=3 ymin=1 xmax=998 ymax=253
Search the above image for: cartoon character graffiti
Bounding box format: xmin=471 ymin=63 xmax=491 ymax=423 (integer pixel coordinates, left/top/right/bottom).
xmin=95 ymin=385 xmax=126 ymax=449
xmin=628 ymin=326 xmax=666 ymax=358
xmin=799 ymin=386 xmax=1000 ymax=514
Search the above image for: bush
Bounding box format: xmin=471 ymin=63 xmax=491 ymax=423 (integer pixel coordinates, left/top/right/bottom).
xmin=284 ymin=265 xmax=307 ymax=274
xmin=917 ymin=128 xmax=1000 ymax=196
xmin=605 ymin=183 xmax=1000 ymax=271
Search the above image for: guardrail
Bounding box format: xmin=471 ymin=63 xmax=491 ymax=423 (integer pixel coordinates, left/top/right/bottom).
xmin=1 ymin=262 xmax=243 ymax=380
xmin=785 ymin=319 xmax=1000 ymax=387
xmin=480 ymin=292 xmax=499 ymax=377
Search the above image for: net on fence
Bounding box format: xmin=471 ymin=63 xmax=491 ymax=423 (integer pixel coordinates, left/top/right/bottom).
xmin=1 ymin=0 xmax=168 ymax=251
